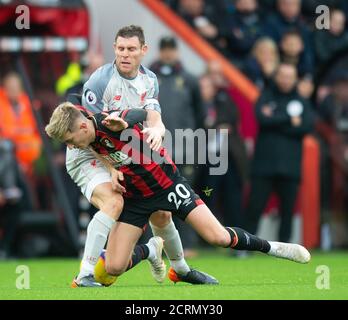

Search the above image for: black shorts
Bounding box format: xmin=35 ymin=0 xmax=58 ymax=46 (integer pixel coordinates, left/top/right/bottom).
xmin=118 ymin=174 xmax=205 ymax=229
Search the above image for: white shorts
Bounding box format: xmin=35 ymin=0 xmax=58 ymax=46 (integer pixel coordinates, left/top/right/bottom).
xmin=66 ymin=148 xmax=111 ymax=202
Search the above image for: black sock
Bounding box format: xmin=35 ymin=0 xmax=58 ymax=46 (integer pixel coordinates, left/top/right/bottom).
xmin=126 ymin=244 xmax=149 ymax=271
xmin=225 ymin=227 xmax=270 ymax=253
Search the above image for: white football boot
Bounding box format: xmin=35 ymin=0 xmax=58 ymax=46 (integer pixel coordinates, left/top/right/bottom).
xmin=268 ymin=242 xmax=311 ymax=263
xmin=71 ymin=275 xmax=103 ymax=288
xmin=147 ymin=236 xmax=166 ymax=283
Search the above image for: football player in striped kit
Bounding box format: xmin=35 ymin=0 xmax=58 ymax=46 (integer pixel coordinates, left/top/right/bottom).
xmin=65 ymin=25 xmax=216 ymax=286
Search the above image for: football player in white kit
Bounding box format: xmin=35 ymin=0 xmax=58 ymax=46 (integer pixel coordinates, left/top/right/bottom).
xmin=67 ymin=25 xmax=216 ymax=286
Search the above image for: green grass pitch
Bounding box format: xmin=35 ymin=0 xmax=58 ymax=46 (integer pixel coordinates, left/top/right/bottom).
xmin=0 ymin=250 xmax=347 ymax=300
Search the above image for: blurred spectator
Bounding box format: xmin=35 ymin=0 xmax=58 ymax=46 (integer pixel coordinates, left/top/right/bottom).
xmin=0 ymin=140 xmax=25 ymax=258
xmin=280 ymin=29 xmax=313 ymax=78
xmin=55 ymin=62 xmax=82 ymax=97
xmin=264 ymin=0 xmax=310 ymax=41
xmin=245 ymin=63 xmax=314 ymax=242
xmin=316 ymin=70 xmax=348 ymax=247
xmin=176 ymin=0 xmax=228 ymax=55
xmin=264 ymin=0 xmax=314 ymax=73
xmin=177 ymin=0 xmax=217 ymax=38
xmin=150 ymin=36 xmax=204 ymax=256
xmin=199 ymin=74 xmax=248 ymax=229
xmin=223 ymin=0 xmax=264 ymax=66
xmin=0 ymin=140 xmax=22 ymax=204
xmin=243 ymin=37 xmax=280 ymax=90
xmin=0 ymin=72 xmax=42 ymax=177
xmin=150 ymin=37 xmax=204 ymax=137
xmin=297 ymin=77 xmax=315 ymax=99
xmin=314 ymin=9 xmax=348 ymax=65
xmin=65 ymin=51 xmax=104 ymax=100
xmin=56 ymin=51 xmax=104 ymax=99
xmin=279 ymin=29 xmax=314 ymax=98
xmin=206 ymin=60 xmax=229 ymax=89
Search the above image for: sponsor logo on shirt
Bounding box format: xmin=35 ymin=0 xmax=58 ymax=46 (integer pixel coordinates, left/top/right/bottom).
xmin=102 ymin=152 xmax=131 ymax=168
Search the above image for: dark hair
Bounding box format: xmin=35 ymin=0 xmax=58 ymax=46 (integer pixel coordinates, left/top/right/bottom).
xmin=115 ymin=25 xmax=145 ymax=46
xmin=281 ymin=28 xmax=302 ymax=41
xmin=159 ymin=36 xmax=177 ymax=50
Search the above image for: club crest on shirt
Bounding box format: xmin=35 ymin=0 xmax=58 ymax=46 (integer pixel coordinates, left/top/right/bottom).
xmin=140 ymin=92 xmax=147 ymax=106
xmin=100 ymin=138 xmax=115 ymax=149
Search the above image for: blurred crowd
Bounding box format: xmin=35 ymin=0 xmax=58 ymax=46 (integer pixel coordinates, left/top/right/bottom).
xmin=0 ymin=72 xmax=42 ymax=258
xmin=160 ymin=0 xmax=348 ymax=253
xmin=1 ymin=0 xmax=348 ymax=258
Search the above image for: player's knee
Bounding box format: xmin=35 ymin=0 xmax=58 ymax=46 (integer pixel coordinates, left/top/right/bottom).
xmin=150 ymin=210 xmax=172 ymax=228
xmin=105 ymin=260 xmax=126 ymax=276
xmin=208 ymin=231 xmax=230 ymax=247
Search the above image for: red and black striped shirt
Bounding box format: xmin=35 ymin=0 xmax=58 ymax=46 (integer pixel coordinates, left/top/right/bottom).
xmin=89 ymin=109 xmax=177 ymax=199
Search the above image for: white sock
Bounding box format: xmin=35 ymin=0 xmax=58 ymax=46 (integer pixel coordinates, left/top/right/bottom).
xmin=150 ymin=220 xmax=190 ymax=275
xmin=145 ymin=243 xmax=156 ymax=262
xmin=78 ymin=211 xmax=115 ymax=280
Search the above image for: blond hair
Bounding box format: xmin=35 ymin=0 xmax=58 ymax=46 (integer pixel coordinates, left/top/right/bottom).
xmin=45 ymin=102 xmax=84 ymax=141
xmin=252 ymin=37 xmax=279 ymax=63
